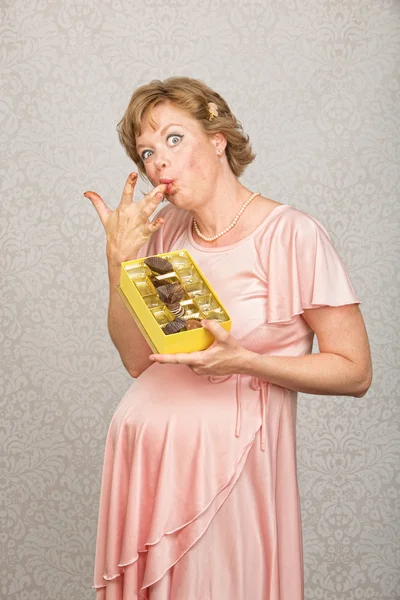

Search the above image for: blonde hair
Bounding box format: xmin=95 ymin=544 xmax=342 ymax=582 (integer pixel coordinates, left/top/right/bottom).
xmin=116 ymin=76 xmax=256 ymax=178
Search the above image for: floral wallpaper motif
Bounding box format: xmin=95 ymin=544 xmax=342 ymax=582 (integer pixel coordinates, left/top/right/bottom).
xmin=1 ymin=0 xmax=399 ymax=598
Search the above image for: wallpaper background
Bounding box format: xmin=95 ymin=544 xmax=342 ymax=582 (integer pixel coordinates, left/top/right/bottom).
xmin=1 ymin=0 xmax=399 ymax=598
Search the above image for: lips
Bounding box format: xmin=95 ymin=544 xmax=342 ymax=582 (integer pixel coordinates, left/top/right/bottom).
xmin=160 ymin=178 xmax=174 ymax=193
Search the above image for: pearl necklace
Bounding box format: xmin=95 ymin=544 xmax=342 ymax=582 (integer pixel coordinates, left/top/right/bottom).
xmin=193 ymin=192 xmax=260 ymax=242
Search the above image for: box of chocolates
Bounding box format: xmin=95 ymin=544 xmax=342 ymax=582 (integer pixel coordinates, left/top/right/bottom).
xmin=117 ymin=250 xmax=231 ymax=354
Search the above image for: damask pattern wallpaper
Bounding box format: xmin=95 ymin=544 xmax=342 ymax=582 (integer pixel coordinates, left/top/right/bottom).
xmin=1 ymin=0 xmax=399 ymax=598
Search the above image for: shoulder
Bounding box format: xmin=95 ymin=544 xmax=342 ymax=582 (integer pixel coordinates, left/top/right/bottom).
xmin=254 ymin=204 xmax=334 ymax=258
xmin=258 ymin=203 xmax=331 ymax=240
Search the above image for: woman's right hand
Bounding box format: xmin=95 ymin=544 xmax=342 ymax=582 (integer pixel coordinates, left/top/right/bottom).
xmin=84 ymin=172 xmax=167 ymax=272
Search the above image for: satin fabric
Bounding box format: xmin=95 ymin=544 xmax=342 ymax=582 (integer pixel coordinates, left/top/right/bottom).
xmin=93 ymin=204 xmax=360 ymax=599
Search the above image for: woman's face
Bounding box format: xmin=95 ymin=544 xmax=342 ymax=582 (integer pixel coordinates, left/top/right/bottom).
xmin=135 ymin=101 xmax=222 ymax=208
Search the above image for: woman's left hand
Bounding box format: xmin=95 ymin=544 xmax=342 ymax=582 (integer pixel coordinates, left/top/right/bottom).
xmin=149 ymin=320 xmax=251 ymax=377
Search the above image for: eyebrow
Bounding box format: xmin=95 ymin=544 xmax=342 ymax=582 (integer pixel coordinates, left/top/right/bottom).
xmin=136 ymin=123 xmax=183 ymax=151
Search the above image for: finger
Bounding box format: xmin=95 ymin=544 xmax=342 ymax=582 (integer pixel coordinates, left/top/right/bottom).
xmin=138 ymin=185 xmax=167 ymax=220
xmin=119 ymin=172 xmax=138 ymax=208
xmin=143 ymin=183 xmax=167 ymax=202
xmin=201 ymin=319 xmax=231 ymax=343
xmin=147 ymin=217 xmax=165 ymax=233
xmin=83 ymin=191 xmax=111 ymax=227
xmin=139 ymin=190 xmax=166 ymax=221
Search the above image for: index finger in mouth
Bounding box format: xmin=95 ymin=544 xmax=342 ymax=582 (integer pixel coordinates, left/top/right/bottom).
xmin=149 ymin=183 xmax=167 ymax=198
xmin=139 ymin=190 xmax=166 ymax=219
xmin=138 ymin=183 xmax=167 ymax=207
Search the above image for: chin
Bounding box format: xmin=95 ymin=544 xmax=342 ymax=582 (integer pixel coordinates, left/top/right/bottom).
xmin=165 ymin=190 xmax=190 ymax=209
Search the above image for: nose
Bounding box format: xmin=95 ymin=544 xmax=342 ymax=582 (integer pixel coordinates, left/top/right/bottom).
xmin=154 ymin=149 xmax=170 ymax=171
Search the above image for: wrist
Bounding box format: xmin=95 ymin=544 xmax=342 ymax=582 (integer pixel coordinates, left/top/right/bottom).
xmin=107 ymin=259 xmax=122 ymax=287
xmin=107 ymin=251 xmax=140 ymax=286
xmin=237 ymin=347 xmax=260 ymax=376
xmin=106 ymin=243 xmax=140 ymax=268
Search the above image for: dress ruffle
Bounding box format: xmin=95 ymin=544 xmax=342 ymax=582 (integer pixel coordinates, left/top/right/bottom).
xmin=257 ymin=208 xmax=360 ymax=324
xmin=93 ymin=364 xmax=270 ymax=596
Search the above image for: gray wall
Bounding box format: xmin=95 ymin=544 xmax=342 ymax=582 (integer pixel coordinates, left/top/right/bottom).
xmin=1 ymin=1 xmax=399 ymax=599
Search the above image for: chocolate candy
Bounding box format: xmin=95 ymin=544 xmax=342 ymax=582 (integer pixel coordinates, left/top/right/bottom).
xmin=167 ymin=302 xmax=185 ymax=318
xmin=144 ymin=256 xmax=174 ymax=275
xmin=156 ymin=283 xmax=184 ymax=305
xmin=149 ymin=276 xmax=165 ymax=288
xmin=185 ymin=318 xmax=202 ymax=330
xmin=164 ymin=318 xmax=186 ymax=335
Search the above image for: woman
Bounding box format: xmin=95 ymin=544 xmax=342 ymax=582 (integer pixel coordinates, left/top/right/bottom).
xmin=84 ymin=77 xmax=372 ymax=600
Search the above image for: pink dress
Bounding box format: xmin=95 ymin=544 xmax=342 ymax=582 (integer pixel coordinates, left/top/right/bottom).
xmin=93 ymin=203 xmax=360 ymax=599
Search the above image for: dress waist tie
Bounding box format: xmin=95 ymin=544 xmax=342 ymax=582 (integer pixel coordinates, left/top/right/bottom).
xmin=208 ymin=374 xmax=272 ymax=451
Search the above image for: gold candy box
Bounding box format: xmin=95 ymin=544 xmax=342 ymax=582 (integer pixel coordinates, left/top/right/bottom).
xmin=117 ymin=250 xmax=232 ymax=354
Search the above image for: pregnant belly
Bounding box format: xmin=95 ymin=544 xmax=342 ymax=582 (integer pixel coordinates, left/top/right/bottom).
xmin=112 ymin=363 xmax=243 ymax=442
xmin=103 ymin=363 xmax=262 ymax=544
xmin=96 ymin=367 xmax=270 ymax=591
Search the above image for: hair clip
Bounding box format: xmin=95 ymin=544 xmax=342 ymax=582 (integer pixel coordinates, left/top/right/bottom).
xmin=207 ymin=102 xmax=219 ymax=121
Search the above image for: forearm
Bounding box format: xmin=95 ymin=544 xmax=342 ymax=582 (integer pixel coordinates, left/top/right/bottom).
xmin=108 ymin=263 xmax=153 ymax=378
xmin=241 ymin=351 xmax=370 ymax=397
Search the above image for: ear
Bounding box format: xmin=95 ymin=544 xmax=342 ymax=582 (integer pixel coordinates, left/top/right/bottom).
xmin=209 ymin=132 xmax=227 ymax=153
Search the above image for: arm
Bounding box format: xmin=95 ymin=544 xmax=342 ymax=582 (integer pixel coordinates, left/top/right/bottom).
xmin=149 ymin=304 xmax=373 ymax=398
xmin=107 ymin=262 xmax=154 ymax=378
xmin=84 ymin=172 xmax=167 ymax=378
xmin=241 ymin=304 xmax=372 ymax=397
xmin=238 ymin=211 xmax=372 ymax=396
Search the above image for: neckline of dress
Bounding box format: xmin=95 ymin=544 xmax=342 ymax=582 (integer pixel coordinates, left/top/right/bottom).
xmin=187 ymin=203 xmax=290 ymax=252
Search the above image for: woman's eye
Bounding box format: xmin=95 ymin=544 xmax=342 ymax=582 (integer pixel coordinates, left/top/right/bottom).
xmin=141 ymin=149 xmax=153 ymax=160
xmin=167 ymin=134 xmax=183 ymax=146
xmin=141 ymin=134 xmax=182 ymax=160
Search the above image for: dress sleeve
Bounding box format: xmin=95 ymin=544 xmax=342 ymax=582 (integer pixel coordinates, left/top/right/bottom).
xmin=258 ymin=208 xmax=360 ymax=324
